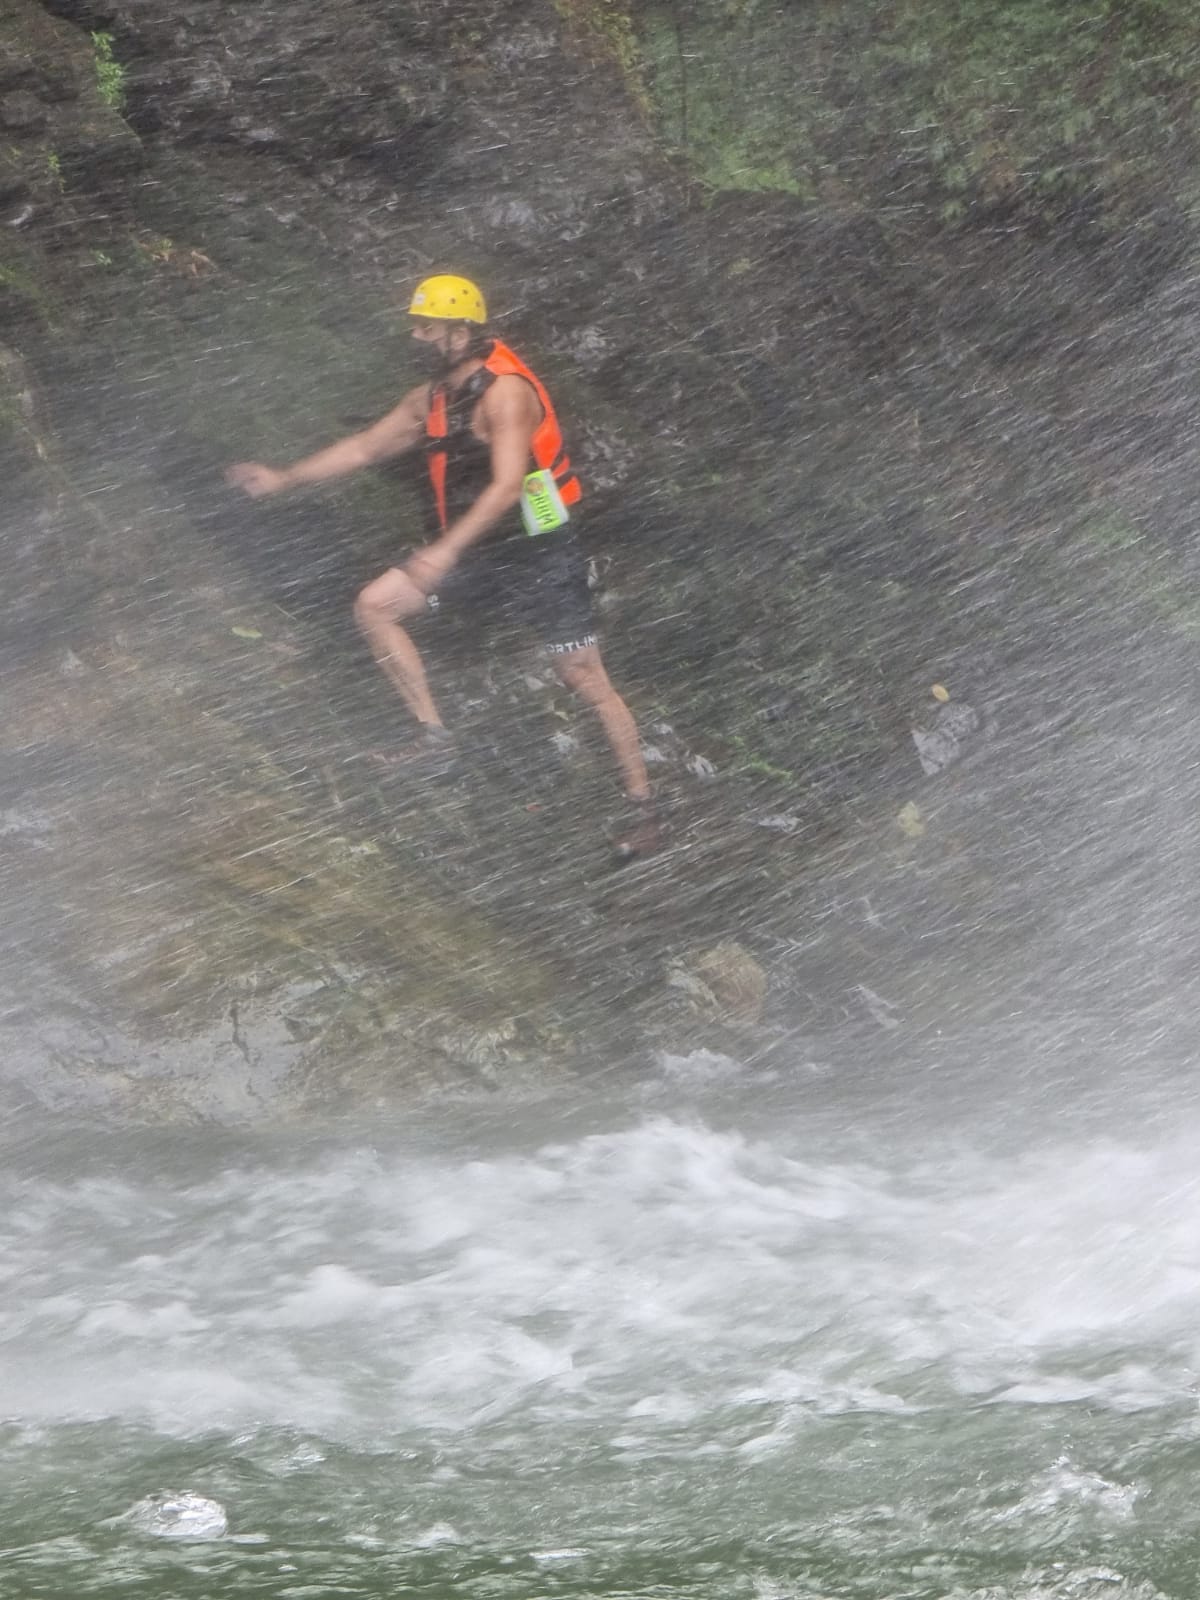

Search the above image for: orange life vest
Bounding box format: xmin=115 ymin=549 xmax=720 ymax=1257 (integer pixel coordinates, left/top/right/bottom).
xmin=424 ymin=339 xmax=582 ymax=532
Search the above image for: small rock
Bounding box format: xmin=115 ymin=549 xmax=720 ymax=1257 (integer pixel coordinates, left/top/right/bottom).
xmin=668 ymin=941 xmax=767 ymax=1024
xmin=641 ymin=744 xmax=669 ymax=766
xmin=911 ymin=700 xmax=981 ymax=776
xmin=754 ymin=813 xmax=799 ymax=834
xmin=550 ymin=730 xmax=580 ymax=758
xmin=687 ymin=754 xmax=718 ymax=781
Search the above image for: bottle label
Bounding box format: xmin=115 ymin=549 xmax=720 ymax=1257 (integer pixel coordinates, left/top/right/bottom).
xmin=520 ymin=468 xmax=570 ymax=536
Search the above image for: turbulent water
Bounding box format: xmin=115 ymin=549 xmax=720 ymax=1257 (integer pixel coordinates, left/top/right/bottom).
xmin=4 ymin=1048 xmax=1200 ymax=1599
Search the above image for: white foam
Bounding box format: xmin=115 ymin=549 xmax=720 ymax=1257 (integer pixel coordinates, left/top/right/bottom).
xmin=992 ymin=1457 xmax=1139 ymax=1526
xmin=118 ymin=1492 xmax=228 ymax=1541
xmin=4 ymin=1112 xmax=1200 ymax=1446
xmin=413 ymin=1523 xmax=463 ymax=1547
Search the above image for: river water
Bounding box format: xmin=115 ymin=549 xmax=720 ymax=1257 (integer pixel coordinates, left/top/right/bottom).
xmin=3 ymin=1045 xmax=1199 ymax=1599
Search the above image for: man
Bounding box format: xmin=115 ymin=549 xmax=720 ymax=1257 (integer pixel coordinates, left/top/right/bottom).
xmin=227 ymin=273 xmax=660 ymax=861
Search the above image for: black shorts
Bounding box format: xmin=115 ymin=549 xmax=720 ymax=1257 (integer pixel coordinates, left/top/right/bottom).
xmin=426 ymin=532 xmax=596 ymax=655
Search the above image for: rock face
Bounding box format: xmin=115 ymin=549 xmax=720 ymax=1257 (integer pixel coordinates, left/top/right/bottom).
xmin=102 ymin=4 xmax=441 ymax=151
xmin=0 ymin=2 xmax=137 ymax=217
xmin=5 ymin=0 xmax=1200 ymax=1112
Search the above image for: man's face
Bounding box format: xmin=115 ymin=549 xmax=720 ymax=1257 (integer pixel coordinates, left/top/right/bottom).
xmin=410 ymin=318 xmax=468 ymax=377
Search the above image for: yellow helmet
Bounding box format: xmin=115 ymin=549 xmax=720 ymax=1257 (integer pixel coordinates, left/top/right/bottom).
xmin=408 ymin=274 xmax=487 ymax=324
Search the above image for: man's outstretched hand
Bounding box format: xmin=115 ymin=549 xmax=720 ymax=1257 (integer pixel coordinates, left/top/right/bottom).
xmin=225 ymin=462 xmax=290 ymax=498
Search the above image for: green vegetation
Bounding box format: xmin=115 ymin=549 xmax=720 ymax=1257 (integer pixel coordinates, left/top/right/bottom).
xmin=1044 ymin=502 xmax=1200 ymax=643
xmin=551 ymin=0 xmax=649 ymax=116
xmin=630 ymin=0 xmax=1200 ymax=208
xmin=91 ymin=30 xmax=126 ymax=112
xmin=728 ymin=733 xmax=796 ymax=784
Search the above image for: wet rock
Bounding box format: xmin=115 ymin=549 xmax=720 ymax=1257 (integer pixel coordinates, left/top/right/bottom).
xmin=754 ymin=813 xmax=800 ymax=834
xmin=296 ymin=1003 xmax=557 ymax=1108
xmin=0 ymin=341 xmax=54 ymax=476
xmin=0 ymin=90 xmax=46 ymax=132
xmin=81 ymin=1 xmax=444 ymax=163
xmin=0 ymin=47 xmax=37 ymax=94
xmin=668 ymin=942 xmax=768 ymax=1024
xmin=57 ymin=123 xmax=143 ymax=189
xmin=403 ymin=1011 xmax=522 ymax=1078
xmin=0 ymin=1 xmax=140 ymax=216
xmin=911 ymin=691 xmax=982 ymax=776
xmin=0 ymin=341 xmax=38 ymax=413
xmin=0 ymin=166 xmax=30 ymax=211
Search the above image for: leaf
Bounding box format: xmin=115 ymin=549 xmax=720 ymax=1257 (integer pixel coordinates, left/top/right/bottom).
xmin=897 ymin=801 xmax=926 ymax=839
xmin=231 ymin=626 xmax=262 ymax=640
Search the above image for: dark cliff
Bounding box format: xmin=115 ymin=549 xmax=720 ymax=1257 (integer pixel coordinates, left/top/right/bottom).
xmin=4 ymin=0 xmax=1200 ymax=1115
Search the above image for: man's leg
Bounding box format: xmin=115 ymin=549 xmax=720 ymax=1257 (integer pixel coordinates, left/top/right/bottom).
xmin=552 ymin=644 xmax=651 ymax=801
xmin=518 ymin=538 xmax=660 ymax=856
xmin=353 ymin=567 xmax=442 ymax=726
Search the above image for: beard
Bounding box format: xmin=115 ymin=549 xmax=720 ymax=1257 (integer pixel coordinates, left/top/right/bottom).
xmin=419 ymin=343 xmax=456 ymax=380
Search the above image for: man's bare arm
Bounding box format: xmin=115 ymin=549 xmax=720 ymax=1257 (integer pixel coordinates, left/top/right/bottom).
xmin=226 ymin=384 xmax=430 ymax=497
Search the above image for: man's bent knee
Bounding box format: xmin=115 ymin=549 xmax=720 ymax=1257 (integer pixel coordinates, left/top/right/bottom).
xmin=355 ymin=567 xmax=427 ymax=627
xmin=555 ymin=653 xmax=617 ymax=705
